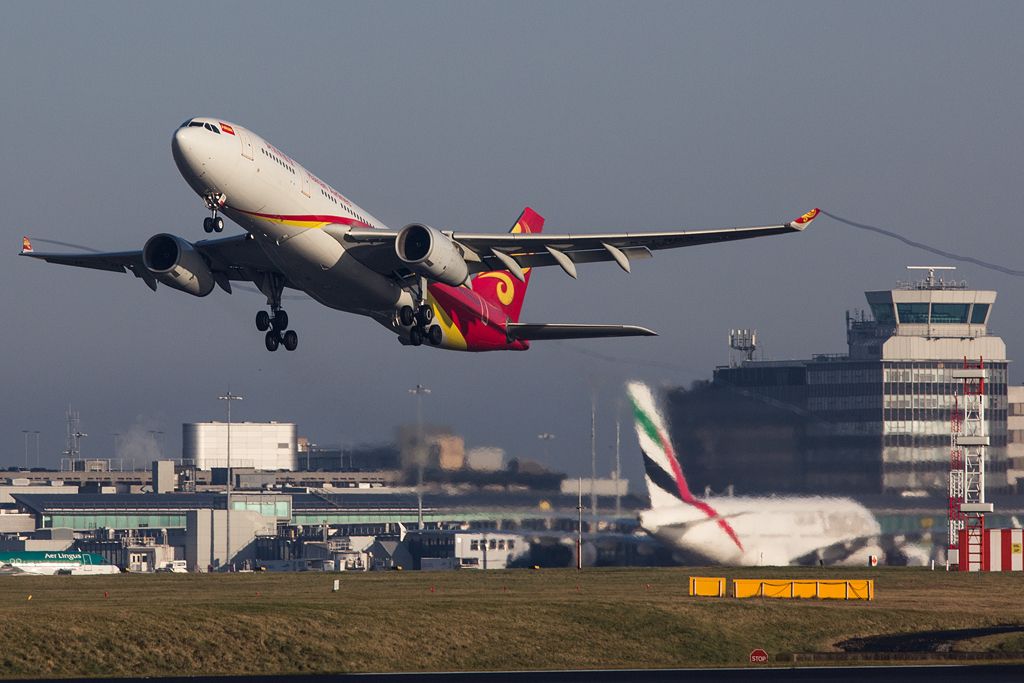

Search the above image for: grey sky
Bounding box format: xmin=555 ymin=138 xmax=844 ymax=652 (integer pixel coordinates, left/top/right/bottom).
xmin=4 ymin=2 xmax=1024 ymax=487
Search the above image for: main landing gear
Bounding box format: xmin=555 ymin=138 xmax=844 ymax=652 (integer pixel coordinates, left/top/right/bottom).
xmin=399 ymin=296 xmax=443 ymax=347
xmin=202 ymin=192 xmax=227 ymax=233
xmin=256 ymin=274 xmax=297 ymax=352
xmin=256 ymin=309 xmax=297 ymax=352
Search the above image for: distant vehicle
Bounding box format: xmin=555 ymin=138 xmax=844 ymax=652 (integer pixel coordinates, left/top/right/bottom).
xmin=155 ymin=560 xmax=188 ymax=573
xmin=0 ymin=551 xmax=120 ymax=575
xmin=20 ymin=117 xmax=817 ymax=353
xmin=626 ymin=382 xmax=889 ymax=566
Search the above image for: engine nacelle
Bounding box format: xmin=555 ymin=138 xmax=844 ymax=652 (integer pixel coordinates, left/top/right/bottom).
xmin=142 ymin=234 xmax=215 ymax=297
xmin=394 ymin=224 xmax=469 ymax=287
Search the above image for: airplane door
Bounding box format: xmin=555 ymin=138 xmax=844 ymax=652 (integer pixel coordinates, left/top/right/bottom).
xmin=237 ymin=130 xmax=255 ymax=160
xmin=301 ymin=171 xmax=312 ymax=197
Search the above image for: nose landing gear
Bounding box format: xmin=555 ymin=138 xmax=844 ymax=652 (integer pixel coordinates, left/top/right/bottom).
xmin=202 ymin=192 xmax=227 ymax=233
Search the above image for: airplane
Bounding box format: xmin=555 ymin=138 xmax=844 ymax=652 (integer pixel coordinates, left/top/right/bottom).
xmin=20 ymin=117 xmax=819 ymax=353
xmin=626 ymin=381 xmax=892 ymax=566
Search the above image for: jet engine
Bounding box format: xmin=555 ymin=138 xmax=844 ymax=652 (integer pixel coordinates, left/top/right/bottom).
xmin=142 ymin=234 xmax=215 ymax=297
xmin=394 ymin=224 xmax=469 ymax=286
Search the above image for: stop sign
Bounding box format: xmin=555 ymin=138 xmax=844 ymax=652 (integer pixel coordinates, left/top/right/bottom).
xmin=749 ymin=648 xmax=769 ymax=664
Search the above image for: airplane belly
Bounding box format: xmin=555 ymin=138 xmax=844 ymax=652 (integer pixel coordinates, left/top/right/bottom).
xmin=267 ymin=228 xmax=403 ymax=312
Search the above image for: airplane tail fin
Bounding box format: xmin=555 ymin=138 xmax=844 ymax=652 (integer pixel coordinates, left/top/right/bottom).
xmin=627 ymin=381 xmax=746 ymax=553
xmin=471 ymin=207 xmax=543 ymax=323
xmin=626 ymin=381 xmax=697 ymax=510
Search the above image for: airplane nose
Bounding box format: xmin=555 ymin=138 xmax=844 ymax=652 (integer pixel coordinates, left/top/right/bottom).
xmin=172 ymin=126 xmax=203 ymax=177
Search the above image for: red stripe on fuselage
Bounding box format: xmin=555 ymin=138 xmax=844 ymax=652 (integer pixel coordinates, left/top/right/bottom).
xmin=656 ymin=428 xmax=744 ymax=552
xmin=236 ymin=209 xmax=374 ymax=228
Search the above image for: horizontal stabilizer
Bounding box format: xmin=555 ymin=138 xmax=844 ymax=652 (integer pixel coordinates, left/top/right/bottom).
xmin=506 ymin=323 xmax=657 ymax=341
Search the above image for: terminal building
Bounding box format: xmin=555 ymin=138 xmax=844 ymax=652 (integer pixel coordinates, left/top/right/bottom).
xmin=667 ymin=268 xmax=1010 ymax=496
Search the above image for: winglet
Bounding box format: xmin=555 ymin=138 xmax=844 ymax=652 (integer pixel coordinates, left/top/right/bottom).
xmin=788 ymin=208 xmax=820 ymax=231
xmin=21 ymin=236 xmax=33 ymax=254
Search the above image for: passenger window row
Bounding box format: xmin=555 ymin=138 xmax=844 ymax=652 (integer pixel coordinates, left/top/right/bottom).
xmin=261 ymin=147 xmax=295 ymax=175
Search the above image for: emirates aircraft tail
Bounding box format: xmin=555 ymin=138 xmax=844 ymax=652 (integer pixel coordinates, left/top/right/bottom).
xmin=626 ymin=382 xmax=746 ymax=553
xmin=471 ymin=207 xmax=544 ymax=323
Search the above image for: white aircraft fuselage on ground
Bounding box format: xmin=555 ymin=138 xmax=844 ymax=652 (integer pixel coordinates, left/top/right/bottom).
xmin=627 ymin=382 xmax=887 ymax=566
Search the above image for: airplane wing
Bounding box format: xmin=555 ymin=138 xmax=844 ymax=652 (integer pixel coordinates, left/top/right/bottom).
xmin=20 ymin=234 xmax=285 ymax=292
xmin=334 ymin=208 xmax=819 ymax=280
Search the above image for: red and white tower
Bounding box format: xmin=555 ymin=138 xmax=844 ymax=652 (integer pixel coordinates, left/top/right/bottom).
xmin=950 ymin=358 xmax=993 ymax=571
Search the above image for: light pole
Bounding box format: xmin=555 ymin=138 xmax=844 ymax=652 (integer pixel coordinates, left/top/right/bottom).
xmin=590 ymin=395 xmax=597 ymax=518
xmin=218 ymin=392 xmax=243 ymax=570
xmin=537 ymin=433 xmax=556 ymax=463
xmin=22 ymin=430 xmax=31 ymax=470
xmin=408 ymin=384 xmax=430 ymax=528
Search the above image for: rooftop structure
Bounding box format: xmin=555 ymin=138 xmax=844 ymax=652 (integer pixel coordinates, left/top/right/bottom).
xmin=670 ymin=267 xmax=1009 ymax=497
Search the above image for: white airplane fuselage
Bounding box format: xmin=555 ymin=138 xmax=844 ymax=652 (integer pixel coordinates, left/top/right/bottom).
xmin=639 ymin=496 xmax=883 ymax=566
xmin=172 ymin=118 xmax=415 ymax=324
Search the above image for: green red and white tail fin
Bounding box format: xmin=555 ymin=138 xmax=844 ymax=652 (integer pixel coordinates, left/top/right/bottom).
xmin=627 ymin=381 xmax=744 ymax=551
xmin=471 ymin=207 xmax=543 ymax=323
xmin=627 ymin=382 xmax=697 ymax=510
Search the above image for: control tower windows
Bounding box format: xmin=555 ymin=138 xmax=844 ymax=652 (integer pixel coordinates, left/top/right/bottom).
xmin=896 ymin=303 xmax=929 ymax=324
xmin=871 ymin=303 xmax=895 ymax=324
xmin=931 ymin=303 xmax=969 ymax=324
xmin=971 ymin=303 xmax=990 ymax=324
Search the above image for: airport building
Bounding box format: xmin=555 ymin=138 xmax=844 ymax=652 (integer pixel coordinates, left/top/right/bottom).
xmin=667 ymin=268 xmax=1010 ymax=496
xmin=183 ymin=422 xmax=297 ymax=471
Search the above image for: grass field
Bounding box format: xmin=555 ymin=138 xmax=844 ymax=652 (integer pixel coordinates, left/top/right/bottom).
xmin=1 ymin=566 xmax=1022 ymax=678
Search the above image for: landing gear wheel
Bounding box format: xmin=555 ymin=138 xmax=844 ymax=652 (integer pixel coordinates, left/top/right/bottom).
xmin=265 ymin=331 xmax=280 ymax=352
xmin=272 ymin=310 xmax=289 ymax=331
xmin=409 ymin=327 xmax=423 ymax=346
xmin=282 ymin=330 xmax=298 ymax=352
xmin=416 ymin=305 xmax=433 ymax=326
xmin=203 ymin=217 xmax=214 ymax=233
xmin=213 ymin=216 xmax=224 ymax=233
xmin=399 ymin=306 xmax=415 ymax=327
xmin=256 ymin=310 xmax=271 ymax=332
xmin=428 ymin=325 xmax=443 ymax=346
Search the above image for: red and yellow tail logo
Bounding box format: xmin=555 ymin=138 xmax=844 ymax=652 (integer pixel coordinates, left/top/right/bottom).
xmin=21 ymin=236 xmax=33 ymax=253
xmin=472 ymin=207 xmax=544 ymax=323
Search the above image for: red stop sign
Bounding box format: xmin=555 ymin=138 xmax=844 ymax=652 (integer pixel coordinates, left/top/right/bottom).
xmin=749 ymin=648 xmax=769 ymax=664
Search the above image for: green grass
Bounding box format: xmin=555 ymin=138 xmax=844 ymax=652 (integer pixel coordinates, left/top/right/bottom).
xmin=0 ymin=566 xmax=1022 ymax=678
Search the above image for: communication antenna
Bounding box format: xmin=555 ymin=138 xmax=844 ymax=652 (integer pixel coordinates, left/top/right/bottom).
xmin=61 ymin=406 xmax=87 ymax=470
xmin=729 ymin=329 xmax=758 ymax=366
xmin=906 ymin=265 xmax=955 ymax=289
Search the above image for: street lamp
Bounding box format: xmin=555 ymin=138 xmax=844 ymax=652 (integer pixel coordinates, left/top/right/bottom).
xmin=408 ymin=384 xmax=431 ymax=528
xmin=218 ymin=392 xmax=243 ymax=570
xmin=537 ymin=432 xmax=556 ymax=462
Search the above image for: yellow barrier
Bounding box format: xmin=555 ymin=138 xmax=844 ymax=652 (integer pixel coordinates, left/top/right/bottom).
xmin=689 ymin=576 xmax=726 ymax=597
xmin=732 ymin=579 xmax=874 ymax=601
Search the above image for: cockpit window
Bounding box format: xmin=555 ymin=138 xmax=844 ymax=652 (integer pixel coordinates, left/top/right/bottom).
xmin=203 ymin=123 xmax=221 ymax=134
xmin=188 ymin=121 xmax=205 ymax=128
xmin=179 ymin=119 xmax=193 ymax=128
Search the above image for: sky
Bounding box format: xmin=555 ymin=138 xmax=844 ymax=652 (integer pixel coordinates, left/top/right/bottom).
xmin=3 ymin=2 xmax=1024 ymax=487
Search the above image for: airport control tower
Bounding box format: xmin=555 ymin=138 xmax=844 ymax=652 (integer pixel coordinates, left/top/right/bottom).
xmin=840 ymin=267 xmax=1007 ymax=492
xmin=674 ymin=266 xmax=1009 ymax=496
